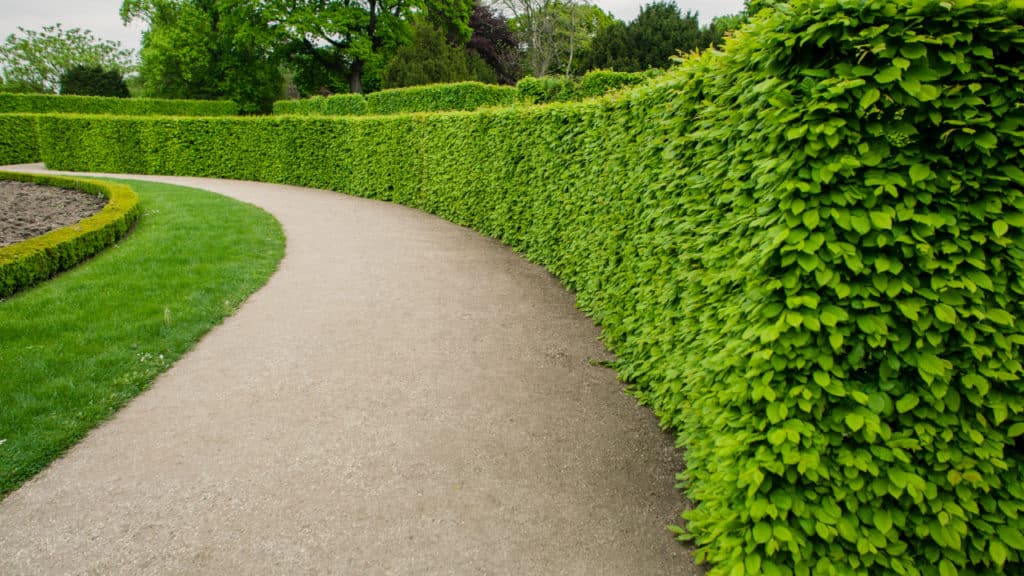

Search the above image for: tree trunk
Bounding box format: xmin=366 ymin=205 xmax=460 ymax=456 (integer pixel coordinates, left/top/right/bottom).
xmin=349 ymin=59 xmax=363 ymax=94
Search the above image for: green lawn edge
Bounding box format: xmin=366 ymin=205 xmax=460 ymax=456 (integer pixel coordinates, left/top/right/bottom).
xmin=0 ymin=178 xmax=285 ymax=498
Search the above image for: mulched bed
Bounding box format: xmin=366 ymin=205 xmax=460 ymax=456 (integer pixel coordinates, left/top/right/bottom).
xmin=0 ymin=181 xmax=108 ymax=247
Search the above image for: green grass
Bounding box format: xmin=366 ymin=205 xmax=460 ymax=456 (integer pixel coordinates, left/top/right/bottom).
xmin=0 ymin=179 xmax=285 ymax=498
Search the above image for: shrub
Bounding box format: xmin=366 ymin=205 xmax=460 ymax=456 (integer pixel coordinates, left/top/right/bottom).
xmin=516 ymin=69 xmax=654 ymax=104
xmin=0 ymin=114 xmax=40 ymax=165
xmin=31 ymin=1 xmax=1024 ymax=573
xmin=0 ymin=172 xmax=140 ymax=298
xmin=364 ymin=81 xmax=516 ymax=114
xmin=59 ymin=65 xmax=130 ymax=98
xmin=272 ymin=93 xmax=369 ymax=116
xmin=0 ymin=93 xmax=238 ymax=116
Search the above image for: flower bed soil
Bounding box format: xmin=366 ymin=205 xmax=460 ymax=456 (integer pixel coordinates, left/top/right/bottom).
xmin=0 ymin=181 xmax=108 ymax=247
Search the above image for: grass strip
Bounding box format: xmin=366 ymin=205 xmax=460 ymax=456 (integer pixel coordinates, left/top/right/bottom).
xmin=0 ymin=179 xmax=285 ymax=498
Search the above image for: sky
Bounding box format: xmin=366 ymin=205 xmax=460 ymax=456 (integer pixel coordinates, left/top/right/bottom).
xmin=0 ymin=0 xmax=747 ymax=54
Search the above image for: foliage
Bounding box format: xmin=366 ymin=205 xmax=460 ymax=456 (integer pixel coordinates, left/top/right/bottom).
xmin=383 ymin=21 xmax=493 ymax=89
xmin=467 ymin=3 xmax=520 ymax=85
xmin=515 ymin=68 xmax=654 ymax=103
xmin=30 ymin=1 xmax=1024 ymax=573
xmin=0 ymin=178 xmax=284 ymax=497
xmin=264 ymin=0 xmax=474 ymax=94
xmin=0 ymin=24 xmax=135 ymax=94
xmin=366 ymin=81 xmax=515 ymax=113
xmin=0 ymin=114 xmax=41 ymax=165
xmin=121 ymin=0 xmax=281 ymax=114
xmin=273 ymin=94 xmax=369 ymax=116
xmin=0 ymin=93 xmax=238 ymax=115
xmin=59 ymin=65 xmax=130 ymax=98
xmin=501 ymin=0 xmax=614 ymax=77
xmin=580 ymin=1 xmax=713 ymax=72
xmin=0 ymin=173 xmax=139 ymax=298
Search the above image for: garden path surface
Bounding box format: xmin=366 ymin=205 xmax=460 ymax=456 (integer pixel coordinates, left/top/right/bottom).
xmin=0 ymin=164 xmax=697 ymax=575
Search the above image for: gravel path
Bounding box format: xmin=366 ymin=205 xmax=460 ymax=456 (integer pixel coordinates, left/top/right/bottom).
xmin=0 ymin=180 xmax=107 ymax=247
xmin=0 ymin=165 xmax=699 ymax=576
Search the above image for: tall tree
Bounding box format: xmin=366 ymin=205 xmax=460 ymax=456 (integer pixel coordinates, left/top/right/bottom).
xmin=0 ymin=24 xmax=135 ymax=93
xmin=466 ymin=3 xmax=520 ymax=84
xmin=60 ymin=65 xmax=131 ymax=97
xmin=121 ymin=0 xmax=282 ymax=113
xmin=383 ymin=20 xmax=484 ymax=88
xmin=579 ymin=1 xmax=709 ymax=72
xmin=264 ymin=0 xmax=473 ymax=94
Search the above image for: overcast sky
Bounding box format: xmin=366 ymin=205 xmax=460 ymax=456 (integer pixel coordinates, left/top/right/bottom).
xmin=0 ymin=0 xmax=746 ymax=54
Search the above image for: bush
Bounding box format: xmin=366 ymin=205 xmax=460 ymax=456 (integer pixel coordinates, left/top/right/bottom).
xmin=0 ymin=93 xmax=238 ymax=116
xmin=0 ymin=114 xmax=40 ymax=165
xmin=59 ymin=65 xmax=130 ymax=98
xmin=516 ymin=69 xmax=654 ymax=104
xmin=365 ymin=81 xmax=516 ymax=114
xmin=272 ymin=93 xmax=369 ymax=116
xmin=0 ymin=172 xmax=140 ymax=298
xmin=31 ymin=1 xmax=1024 ymax=573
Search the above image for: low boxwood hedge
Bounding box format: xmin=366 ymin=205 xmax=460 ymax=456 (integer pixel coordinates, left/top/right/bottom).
xmin=27 ymin=1 xmax=1024 ymax=573
xmin=0 ymin=92 xmax=238 ymax=116
xmin=0 ymin=172 xmax=141 ymax=298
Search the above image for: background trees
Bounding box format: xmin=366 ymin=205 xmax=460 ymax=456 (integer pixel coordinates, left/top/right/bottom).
xmin=579 ymin=1 xmax=713 ymax=72
xmin=59 ymin=65 xmax=131 ymax=97
xmin=0 ymin=24 xmax=135 ymax=94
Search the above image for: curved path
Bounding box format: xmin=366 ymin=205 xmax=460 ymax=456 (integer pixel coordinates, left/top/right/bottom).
xmin=0 ymin=166 xmax=697 ymax=575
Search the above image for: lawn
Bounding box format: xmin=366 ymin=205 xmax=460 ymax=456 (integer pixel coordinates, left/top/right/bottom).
xmin=0 ymin=178 xmax=285 ymax=498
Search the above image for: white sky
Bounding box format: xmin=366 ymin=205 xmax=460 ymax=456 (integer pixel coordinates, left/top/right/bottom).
xmin=0 ymin=0 xmax=746 ymax=54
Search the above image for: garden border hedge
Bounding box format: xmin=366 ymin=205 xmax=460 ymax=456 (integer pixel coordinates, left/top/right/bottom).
xmin=0 ymin=172 xmax=141 ymax=298
xmin=0 ymin=92 xmax=238 ymax=116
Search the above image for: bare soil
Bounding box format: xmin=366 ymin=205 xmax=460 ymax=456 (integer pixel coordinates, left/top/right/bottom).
xmin=0 ymin=181 xmax=108 ymax=247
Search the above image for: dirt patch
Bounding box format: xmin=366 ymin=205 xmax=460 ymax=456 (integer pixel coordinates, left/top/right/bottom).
xmin=0 ymin=181 xmax=108 ymax=247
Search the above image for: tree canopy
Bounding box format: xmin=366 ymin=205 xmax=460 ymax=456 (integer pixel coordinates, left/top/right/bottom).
xmin=59 ymin=65 xmax=131 ymax=97
xmin=0 ymin=24 xmax=135 ymax=93
xmin=579 ymin=1 xmax=714 ymax=72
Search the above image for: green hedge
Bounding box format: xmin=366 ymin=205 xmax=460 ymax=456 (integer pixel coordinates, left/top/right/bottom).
xmin=272 ymin=93 xmax=369 ymax=116
xmin=516 ymin=69 xmax=655 ymax=104
xmin=31 ymin=1 xmax=1024 ymax=574
xmin=365 ymin=81 xmax=516 ymax=114
xmin=0 ymin=93 xmax=238 ymax=116
xmin=0 ymin=172 xmax=140 ymax=298
xmin=0 ymin=114 xmax=40 ymax=165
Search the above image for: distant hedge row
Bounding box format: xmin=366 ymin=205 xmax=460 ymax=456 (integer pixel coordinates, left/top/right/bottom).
xmin=0 ymin=114 xmax=40 ymax=165
xmin=28 ymin=1 xmax=1024 ymax=574
xmin=0 ymin=172 xmax=140 ymax=298
xmin=516 ymin=69 xmax=657 ymax=104
xmin=0 ymin=93 xmax=239 ymax=116
xmin=273 ymin=82 xmax=516 ymax=116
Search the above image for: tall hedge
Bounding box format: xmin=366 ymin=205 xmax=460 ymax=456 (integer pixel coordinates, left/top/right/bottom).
xmin=364 ymin=81 xmax=516 ymax=114
xmin=0 ymin=93 xmax=238 ymax=116
xmin=30 ymin=2 xmax=1024 ymax=574
xmin=272 ymin=93 xmax=369 ymax=116
xmin=0 ymin=114 xmax=40 ymax=165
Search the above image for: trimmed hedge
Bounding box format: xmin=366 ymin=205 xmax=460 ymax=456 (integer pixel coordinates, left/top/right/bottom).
xmin=0 ymin=172 xmax=140 ymax=298
xmin=272 ymin=93 xmax=369 ymax=116
xmin=516 ymin=69 xmax=655 ymax=104
xmin=30 ymin=1 xmax=1024 ymax=574
xmin=365 ymin=81 xmax=516 ymax=114
xmin=0 ymin=93 xmax=238 ymax=116
xmin=0 ymin=114 xmax=40 ymax=165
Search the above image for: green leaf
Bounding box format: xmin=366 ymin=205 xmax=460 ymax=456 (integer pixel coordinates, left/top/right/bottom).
xmin=1008 ymin=423 xmax=1024 ymax=438
xmin=869 ymin=210 xmax=892 ymax=230
xmin=993 ymin=220 xmax=1009 ymax=237
xmin=873 ymin=508 xmax=893 ymax=534
xmin=859 ymin=88 xmax=880 ymax=109
xmin=934 ymin=303 xmax=957 ymax=324
xmin=998 ymin=525 xmax=1024 ymax=550
xmin=909 ymin=163 xmax=932 ymax=184
xmin=875 ymin=66 xmax=901 ymax=83
xmin=896 ymin=394 xmax=919 ymax=413
xmin=991 ymin=540 xmax=1008 ymax=567
xmin=753 ymin=521 xmax=773 ymax=544
xmin=938 ymin=559 xmax=956 ymax=576
xmin=845 ymin=412 xmax=865 ymax=432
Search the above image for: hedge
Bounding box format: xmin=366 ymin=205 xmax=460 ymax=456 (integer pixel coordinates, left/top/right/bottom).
xmin=364 ymin=81 xmax=516 ymax=114
xmin=272 ymin=93 xmax=369 ymax=116
xmin=0 ymin=172 xmax=140 ymax=298
xmin=0 ymin=114 xmax=40 ymax=165
xmin=516 ymin=69 xmax=656 ymax=104
xmin=30 ymin=1 xmax=1024 ymax=574
xmin=0 ymin=93 xmax=238 ymax=116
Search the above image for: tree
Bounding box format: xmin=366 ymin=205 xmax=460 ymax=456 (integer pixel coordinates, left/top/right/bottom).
xmin=466 ymin=3 xmax=520 ymax=84
xmin=60 ymin=65 xmax=130 ymax=97
xmin=121 ymin=0 xmax=282 ymax=113
xmin=0 ymin=24 xmax=135 ymax=93
xmin=579 ymin=1 xmax=710 ymax=72
xmin=383 ymin=21 xmax=473 ymax=88
xmin=264 ymin=0 xmax=474 ymax=94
